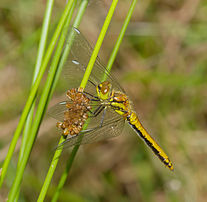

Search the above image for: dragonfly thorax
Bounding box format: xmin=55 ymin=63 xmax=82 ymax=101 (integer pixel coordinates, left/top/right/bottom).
xmin=110 ymin=91 xmax=131 ymax=118
xmin=96 ymin=81 xmax=131 ymax=117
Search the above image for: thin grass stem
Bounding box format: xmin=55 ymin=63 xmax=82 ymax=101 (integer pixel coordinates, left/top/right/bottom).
xmin=37 ymin=1 xmax=89 ymax=201
xmin=106 ymin=0 xmax=137 ymax=73
xmin=0 ymin=0 xmax=75 ymax=189
xmin=7 ymin=1 xmax=75 ymax=201
xmin=51 ymin=145 xmax=80 ymax=202
xmin=14 ymin=1 xmax=55 ymax=200
xmin=37 ymin=136 xmax=66 ymax=202
xmin=80 ymin=0 xmax=119 ymax=88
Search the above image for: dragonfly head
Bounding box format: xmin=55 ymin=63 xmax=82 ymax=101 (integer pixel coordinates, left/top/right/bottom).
xmin=96 ymin=81 xmax=112 ymax=100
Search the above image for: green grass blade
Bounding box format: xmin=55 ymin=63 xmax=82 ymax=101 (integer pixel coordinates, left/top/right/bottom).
xmin=14 ymin=1 xmax=55 ymax=200
xmin=17 ymin=0 xmax=54 ymax=176
xmin=80 ymin=0 xmax=119 ymax=89
xmin=37 ymin=1 xmax=89 ymax=201
xmin=0 ymin=0 xmax=75 ymax=188
xmin=106 ymin=0 xmax=137 ymax=72
xmin=7 ymin=1 xmax=75 ymax=201
xmin=51 ymin=144 xmax=80 ymax=202
xmin=37 ymin=136 xmax=66 ymax=202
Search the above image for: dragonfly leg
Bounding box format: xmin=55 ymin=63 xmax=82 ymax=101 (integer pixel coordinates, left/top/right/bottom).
xmin=88 ymin=105 xmax=105 ymax=118
xmin=88 ymin=79 xmax=96 ymax=87
xmin=99 ymin=108 xmax=106 ymax=127
xmin=81 ymin=128 xmax=94 ymax=133
xmin=83 ymin=91 xmax=99 ymax=100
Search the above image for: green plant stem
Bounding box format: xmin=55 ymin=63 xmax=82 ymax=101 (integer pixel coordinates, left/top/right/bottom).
xmin=37 ymin=1 xmax=89 ymax=201
xmin=80 ymin=0 xmax=119 ymax=88
xmin=7 ymin=1 xmax=75 ymax=201
xmin=0 ymin=0 xmax=74 ymax=189
xmin=106 ymin=0 xmax=137 ymax=72
xmin=51 ymin=1 xmax=119 ymax=201
xmin=37 ymin=136 xmax=66 ymax=202
xmin=51 ymin=145 xmax=80 ymax=202
xmin=15 ymin=0 xmax=54 ymax=196
xmin=14 ymin=1 xmax=54 ymax=200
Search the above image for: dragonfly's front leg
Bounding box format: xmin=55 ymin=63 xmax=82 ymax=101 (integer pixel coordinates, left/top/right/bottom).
xmin=88 ymin=105 xmax=105 ymax=118
xmin=82 ymin=91 xmax=99 ymax=101
xmin=86 ymin=106 xmax=106 ymax=128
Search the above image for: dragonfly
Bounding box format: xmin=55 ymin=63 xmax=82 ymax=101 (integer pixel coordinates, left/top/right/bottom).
xmin=49 ymin=27 xmax=174 ymax=171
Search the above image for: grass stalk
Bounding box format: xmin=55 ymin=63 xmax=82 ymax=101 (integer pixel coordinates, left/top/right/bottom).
xmin=17 ymin=0 xmax=56 ymax=166
xmin=80 ymin=0 xmax=119 ymax=89
xmin=37 ymin=136 xmax=66 ymax=202
xmin=0 ymin=0 xmax=75 ymax=188
xmin=7 ymin=1 xmax=75 ymax=201
xmin=15 ymin=1 xmax=55 ymax=200
xmin=37 ymin=1 xmax=89 ymax=201
xmin=51 ymin=144 xmax=80 ymax=202
xmin=106 ymin=0 xmax=138 ymax=72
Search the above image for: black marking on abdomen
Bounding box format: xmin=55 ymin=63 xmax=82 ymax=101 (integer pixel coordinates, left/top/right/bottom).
xmin=127 ymin=118 xmax=167 ymax=164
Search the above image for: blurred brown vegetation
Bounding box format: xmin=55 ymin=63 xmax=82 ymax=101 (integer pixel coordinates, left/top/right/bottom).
xmin=0 ymin=0 xmax=207 ymax=201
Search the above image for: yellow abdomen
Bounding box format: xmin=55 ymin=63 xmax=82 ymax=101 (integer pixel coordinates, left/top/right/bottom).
xmin=127 ymin=112 xmax=174 ymax=171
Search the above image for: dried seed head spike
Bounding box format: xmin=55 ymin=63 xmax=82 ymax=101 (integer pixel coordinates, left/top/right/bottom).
xmin=56 ymin=88 xmax=90 ymax=137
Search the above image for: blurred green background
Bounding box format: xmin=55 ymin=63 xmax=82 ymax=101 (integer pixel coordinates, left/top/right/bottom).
xmin=0 ymin=0 xmax=207 ymax=201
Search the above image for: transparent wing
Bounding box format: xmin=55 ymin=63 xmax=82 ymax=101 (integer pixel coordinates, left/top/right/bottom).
xmin=61 ymin=27 xmax=125 ymax=93
xmin=59 ymin=116 xmax=125 ymax=148
xmin=48 ymin=101 xmax=69 ymax=122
